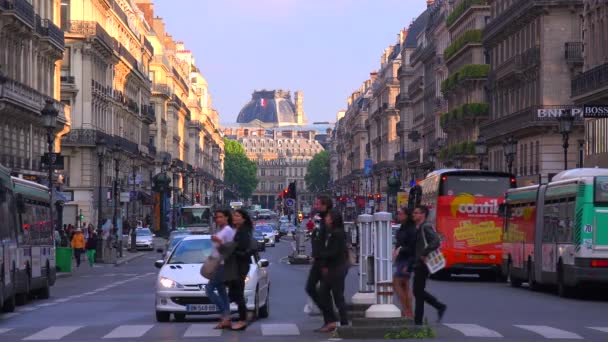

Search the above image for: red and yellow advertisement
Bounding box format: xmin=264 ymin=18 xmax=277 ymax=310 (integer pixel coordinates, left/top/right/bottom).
xmin=436 ymin=195 xmax=504 ymax=250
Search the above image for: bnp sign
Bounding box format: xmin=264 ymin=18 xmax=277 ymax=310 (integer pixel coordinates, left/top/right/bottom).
xmin=537 ymin=106 xmax=608 ymax=119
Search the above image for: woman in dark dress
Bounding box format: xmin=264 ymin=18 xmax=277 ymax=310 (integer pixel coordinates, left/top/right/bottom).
xmin=392 ymin=207 xmax=417 ymax=318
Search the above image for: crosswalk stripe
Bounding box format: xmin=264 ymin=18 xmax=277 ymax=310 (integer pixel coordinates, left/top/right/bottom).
xmin=588 ymin=327 xmax=608 ymax=333
xmin=444 ymin=324 xmax=503 ymax=337
xmin=183 ymin=324 xmax=222 ymax=337
xmin=23 ymin=326 xmax=82 ymax=340
xmin=102 ymin=325 xmax=154 ymax=339
xmin=0 ymin=328 xmax=13 ymax=334
xmin=515 ymin=325 xmax=583 ymax=339
xmin=261 ymin=323 xmax=300 ymax=336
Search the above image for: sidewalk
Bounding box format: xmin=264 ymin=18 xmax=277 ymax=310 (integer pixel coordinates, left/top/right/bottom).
xmin=56 ymin=250 xmax=147 ymax=279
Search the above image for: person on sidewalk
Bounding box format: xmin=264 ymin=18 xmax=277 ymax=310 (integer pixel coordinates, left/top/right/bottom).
xmin=305 ymin=195 xmax=332 ymax=321
xmin=393 ymin=207 xmax=417 ymax=319
xmin=71 ymin=228 xmax=86 ymax=268
xmin=85 ymin=227 xmax=98 ymax=267
xmin=316 ymin=208 xmax=349 ymax=332
xmin=207 ymin=209 xmax=235 ymax=330
xmin=412 ymin=205 xmax=447 ymax=326
xmin=216 ymin=209 xmax=254 ymax=331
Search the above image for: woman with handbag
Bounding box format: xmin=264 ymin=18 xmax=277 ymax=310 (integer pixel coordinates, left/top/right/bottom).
xmin=316 ymin=208 xmax=349 ymax=333
xmin=393 ymin=207 xmax=416 ymax=318
xmin=207 ymin=209 xmax=235 ymax=330
xmin=412 ymin=205 xmax=447 ymax=326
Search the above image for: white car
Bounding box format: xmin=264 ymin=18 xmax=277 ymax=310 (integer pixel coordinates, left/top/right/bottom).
xmin=154 ymin=235 xmax=270 ymax=322
xmin=255 ymin=225 xmax=276 ymax=247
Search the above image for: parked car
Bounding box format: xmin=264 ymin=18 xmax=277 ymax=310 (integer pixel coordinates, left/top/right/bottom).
xmin=279 ymin=222 xmax=295 ymax=236
xmin=253 ymin=230 xmax=267 ymax=252
xmin=154 ymin=235 xmax=270 ymax=322
xmin=133 ymin=227 xmax=155 ymax=250
xmin=255 ymin=225 xmax=276 ymax=247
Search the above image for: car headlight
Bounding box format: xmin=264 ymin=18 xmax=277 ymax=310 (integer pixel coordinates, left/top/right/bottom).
xmin=159 ymin=277 xmax=184 ymax=289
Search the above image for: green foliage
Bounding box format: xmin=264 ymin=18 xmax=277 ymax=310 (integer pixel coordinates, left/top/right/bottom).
xmin=305 ymin=150 xmax=330 ymax=194
xmin=223 ymin=138 xmax=258 ymax=199
xmin=446 ymin=0 xmax=488 ymax=27
xmin=440 ymin=103 xmax=489 ymax=131
xmin=384 ymin=325 xmax=435 ymax=339
xmin=441 ymin=64 xmax=490 ymax=94
xmin=438 ymin=141 xmax=477 ymax=161
xmin=443 ymin=29 xmax=483 ymax=60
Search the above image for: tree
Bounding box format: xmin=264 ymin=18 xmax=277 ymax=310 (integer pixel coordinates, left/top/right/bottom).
xmin=223 ymin=138 xmax=258 ymax=200
xmin=305 ymin=150 xmax=330 ymax=194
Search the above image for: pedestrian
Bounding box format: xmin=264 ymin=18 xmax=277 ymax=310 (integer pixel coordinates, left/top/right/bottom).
xmin=71 ymin=228 xmax=85 ymax=267
xmin=305 ymin=195 xmax=332 ymax=320
xmin=316 ymin=208 xmax=349 ymax=332
xmin=85 ymin=227 xmax=98 ymax=267
xmin=306 ymin=218 xmax=314 ymax=233
xmin=218 ymin=209 xmax=254 ymax=331
xmin=207 ymin=209 xmax=235 ymax=330
xmin=412 ymin=205 xmax=447 ymax=326
xmin=393 ymin=207 xmax=416 ymax=318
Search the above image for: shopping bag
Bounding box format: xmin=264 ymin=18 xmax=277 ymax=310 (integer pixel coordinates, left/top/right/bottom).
xmin=200 ymin=254 xmax=220 ymax=279
xmin=422 ymin=226 xmax=446 ymax=274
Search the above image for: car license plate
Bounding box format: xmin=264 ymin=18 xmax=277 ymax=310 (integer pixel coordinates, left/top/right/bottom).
xmin=467 ymin=254 xmax=486 ymax=260
xmin=186 ymin=304 xmax=217 ymax=312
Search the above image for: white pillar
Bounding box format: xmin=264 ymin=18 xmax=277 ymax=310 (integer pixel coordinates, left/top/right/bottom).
xmin=351 ymin=214 xmax=375 ymax=305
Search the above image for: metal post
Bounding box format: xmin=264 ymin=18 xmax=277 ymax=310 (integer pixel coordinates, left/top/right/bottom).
xmin=562 ymin=132 xmax=569 ymax=170
xmin=113 ymin=159 xmax=119 ymax=236
xmin=47 ymin=128 xmax=54 ymax=232
xmin=97 ymin=153 xmax=104 ymax=260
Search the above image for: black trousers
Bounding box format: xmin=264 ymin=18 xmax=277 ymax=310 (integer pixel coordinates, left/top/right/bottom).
xmin=413 ymin=264 xmax=445 ymax=325
xmin=74 ymin=248 xmax=83 ymax=266
xmin=305 ymin=262 xmax=323 ymax=311
xmin=228 ymin=278 xmax=247 ymax=321
xmin=319 ymin=267 xmax=349 ymax=325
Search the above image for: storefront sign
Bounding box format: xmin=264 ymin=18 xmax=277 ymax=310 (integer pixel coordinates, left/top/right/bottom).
xmin=583 ymin=105 xmax=608 ymax=118
xmin=536 ymin=106 xmax=608 ymax=119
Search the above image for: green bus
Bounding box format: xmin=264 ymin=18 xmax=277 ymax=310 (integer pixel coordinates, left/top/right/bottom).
xmin=502 ymin=168 xmax=608 ymax=297
xmin=0 ymin=164 xmax=18 ymax=312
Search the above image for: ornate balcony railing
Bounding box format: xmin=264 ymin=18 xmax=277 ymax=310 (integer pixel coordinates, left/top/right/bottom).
xmin=63 ymin=21 xmax=115 ymax=52
xmin=572 ymin=62 xmax=608 ymax=98
xmin=491 ymin=46 xmax=540 ymax=84
xmin=113 ymin=135 xmax=139 ymax=155
xmin=188 ymin=120 xmax=204 ymax=131
xmin=143 ymin=37 xmax=154 ymax=54
xmin=42 ymin=19 xmax=65 ymax=49
xmin=152 ymin=83 xmax=171 ymax=97
xmin=61 ymin=129 xmax=114 ymax=146
xmin=565 ymin=42 xmax=583 ymax=66
xmin=5 ymin=0 xmax=35 ymax=27
xmin=118 ymin=44 xmax=137 ymax=68
xmin=148 ymin=144 xmax=157 ymax=157
xmin=111 ymin=0 xmax=129 ymax=26
xmin=60 ymin=76 xmax=75 ymax=84
xmin=0 ymin=75 xmax=65 ymax=119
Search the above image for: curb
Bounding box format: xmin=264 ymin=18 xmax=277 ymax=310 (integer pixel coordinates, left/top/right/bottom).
xmin=114 ymin=252 xmax=146 ymax=266
xmin=56 ymin=272 xmax=72 ymax=279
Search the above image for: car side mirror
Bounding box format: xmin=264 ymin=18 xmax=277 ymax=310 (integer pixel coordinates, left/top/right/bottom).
xmin=259 ymin=259 xmax=269 ymax=268
xmin=154 ymin=260 xmax=164 ymax=268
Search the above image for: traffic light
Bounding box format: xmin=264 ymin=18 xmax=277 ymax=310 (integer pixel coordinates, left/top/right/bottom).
xmin=195 ymin=193 xmax=200 ymax=203
xmin=376 ymin=194 xmax=381 ymax=200
xmin=368 ymin=194 xmax=373 ymax=199
xmin=283 ymin=189 xmax=288 ymax=197
xmin=79 ymin=214 xmax=85 ymax=220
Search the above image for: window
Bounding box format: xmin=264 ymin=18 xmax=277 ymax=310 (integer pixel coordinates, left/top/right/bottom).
xmin=595 ymin=176 xmax=608 ymax=203
xmin=61 ymin=47 xmax=71 ymax=76
xmin=60 ymin=0 xmax=70 ymax=29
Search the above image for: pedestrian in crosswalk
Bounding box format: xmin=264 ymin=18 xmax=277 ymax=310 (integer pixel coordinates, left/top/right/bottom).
xmin=412 ymin=205 xmax=447 ymax=326
xmin=393 ymin=207 xmax=416 ymax=319
xmin=71 ymin=228 xmax=85 ymax=268
xmin=85 ymin=226 xmax=98 ymax=267
xmin=207 ymin=209 xmax=235 ymax=330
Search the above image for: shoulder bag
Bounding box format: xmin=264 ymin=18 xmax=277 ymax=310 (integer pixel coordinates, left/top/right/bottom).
xmin=421 ymin=226 xmax=446 ymax=274
xmin=200 ymin=252 xmax=220 ymax=279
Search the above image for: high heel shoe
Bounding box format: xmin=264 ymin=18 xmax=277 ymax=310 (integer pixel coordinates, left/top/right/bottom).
xmin=231 ymin=321 xmax=247 ymax=331
xmin=318 ymin=323 xmax=337 ymax=333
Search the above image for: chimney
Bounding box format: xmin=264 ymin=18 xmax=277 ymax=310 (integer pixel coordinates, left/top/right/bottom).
xmin=294 ymin=90 xmax=305 ymax=124
xmin=135 ymin=0 xmax=154 ymax=26
xmin=427 ymin=0 xmax=435 ymax=7
xmin=370 ymin=72 xmax=378 ymax=83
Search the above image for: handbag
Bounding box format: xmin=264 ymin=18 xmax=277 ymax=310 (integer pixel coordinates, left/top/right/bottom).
xmin=200 ymin=253 xmax=220 ymax=279
xmin=421 ymin=226 xmax=446 ymax=274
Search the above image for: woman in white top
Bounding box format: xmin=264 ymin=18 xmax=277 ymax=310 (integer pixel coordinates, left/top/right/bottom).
xmin=207 ymin=208 xmax=235 ymax=329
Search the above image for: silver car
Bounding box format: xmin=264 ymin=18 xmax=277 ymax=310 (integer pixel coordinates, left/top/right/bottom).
xmin=135 ymin=227 xmax=155 ymax=250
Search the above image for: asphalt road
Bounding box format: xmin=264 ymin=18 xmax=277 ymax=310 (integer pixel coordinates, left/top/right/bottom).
xmin=0 ymin=237 xmax=607 ymax=341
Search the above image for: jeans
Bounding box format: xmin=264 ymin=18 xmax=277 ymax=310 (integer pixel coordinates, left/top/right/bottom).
xmin=206 ymin=266 xmax=230 ymax=317
xmin=228 ymin=278 xmax=247 ymax=321
xmin=305 ymin=262 xmax=323 ymax=311
xmin=413 ymin=263 xmax=445 ymax=325
xmin=74 ymin=248 xmax=83 ymax=267
xmin=86 ymin=249 xmax=96 ymax=266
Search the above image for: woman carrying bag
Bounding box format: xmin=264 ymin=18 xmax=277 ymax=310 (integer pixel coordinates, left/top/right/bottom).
xmin=393 ymin=207 xmax=416 ymax=318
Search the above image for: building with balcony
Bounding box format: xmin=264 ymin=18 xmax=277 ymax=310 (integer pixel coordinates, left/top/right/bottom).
xmin=482 ymin=0 xmax=584 ymax=185
xmin=441 ymin=0 xmax=490 ymax=169
xmin=571 ymin=0 xmax=608 ymax=168
xmin=0 ymin=0 xmax=66 ymax=182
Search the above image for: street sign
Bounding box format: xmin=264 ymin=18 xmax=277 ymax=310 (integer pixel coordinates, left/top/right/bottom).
xmin=41 ymin=153 xmax=64 ymax=170
xmin=285 ymin=198 xmax=295 ymax=208
xmin=120 ymin=192 xmax=131 ymax=203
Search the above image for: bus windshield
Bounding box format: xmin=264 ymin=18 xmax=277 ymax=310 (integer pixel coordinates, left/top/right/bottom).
xmin=595 ymin=176 xmax=608 ymax=203
xmin=440 ymin=175 xmax=513 ymax=197
xmin=181 ymin=207 xmax=212 ymax=226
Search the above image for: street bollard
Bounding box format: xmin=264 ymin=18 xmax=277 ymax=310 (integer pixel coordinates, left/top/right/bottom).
xmin=351 ymin=214 xmax=375 ymax=305
xmin=365 ymin=211 xmax=400 ymax=318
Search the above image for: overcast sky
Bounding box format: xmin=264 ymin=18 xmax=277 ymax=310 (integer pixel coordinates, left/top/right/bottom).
xmin=153 ymin=0 xmax=428 ymax=124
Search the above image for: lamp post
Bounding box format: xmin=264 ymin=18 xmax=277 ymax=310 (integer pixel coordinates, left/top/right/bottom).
xmin=428 ymin=147 xmax=437 ymax=172
xmin=170 ymin=164 xmax=178 ymax=231
xmin=95 ymin=138 xmax=106 ymax=260
xmin=41 ymin=100 xmax=58 ymax=233
xmin=503 ymin=136 xmax=517 ymax=174
xmin=112 ymin=143 xmax=120 ymax=242
xmin=557 ymin=109 xmax=575 ymax=170
xmin=475 ymin=135 xmax=488 ymax=170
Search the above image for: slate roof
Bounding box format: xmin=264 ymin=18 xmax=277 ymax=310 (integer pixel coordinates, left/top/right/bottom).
xmin=404 ymin=8 xmax=430 ymax=48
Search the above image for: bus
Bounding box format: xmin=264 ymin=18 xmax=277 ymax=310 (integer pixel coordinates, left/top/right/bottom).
xmin=502 ymin=168 xmax=608 ymax=297
xmin=12 ymin=177 xmax=55 ymax=303
xmin=419 ymin=169 xmax=517 ymax=279
xmin=230 ymin=201 xmax=243 ymax=210
xmin=179 ymin=204 xmax=213 ymax=233
xmin=0 ymin=164 xmax=17 ymax=312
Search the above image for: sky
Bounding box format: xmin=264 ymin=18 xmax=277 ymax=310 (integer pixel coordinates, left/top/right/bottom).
xmin=152 ymin=0 xmax=429 ymax=124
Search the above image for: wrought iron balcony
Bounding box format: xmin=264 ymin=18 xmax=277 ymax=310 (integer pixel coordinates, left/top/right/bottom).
xmin=61 ymin=129 xmax=114 ymax=146
xmin=152 ymin=83 xmax=171 ymax=97
xmin=118 ymin=44 xmax=137 ymax=68
xmin=111 ymin=0 xmax=129 ymax=26
xmin=63 ymin=21 xmax=116 ymax=52
xmin=572 ymin=62 xmax=608 ymax=98
xmin=60 ymin=76 xmax=75 ymax=84
xmin=143 ymin=37 xmax=154 ymax=55
xmin=188 ymin=120 xmax=204 ymax=131
xmin=565 ymin=42 xmax=583 ymax=66
xmin=148 ymin=144 xmax=157 ymax=157
xmin=3 ymin=0 xmax=35 ymax=27
xmin=408 ymin=76 xmax=424 ymax=97
xmin=42 ymin=19 xmax=65 ymax=50
xmin=406 ymin=149 xmax=421 ymax=164
xmin=0 ymin=75 xmax=65 ymax=120
xmin=491 ymin=46 xmax=540 ymax=85
xmin=113 ymin=135 xmax=139 ymax=155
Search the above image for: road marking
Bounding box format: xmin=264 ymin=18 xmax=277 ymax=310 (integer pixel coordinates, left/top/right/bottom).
xmin=183 ymin=324 xmax=222 ymax=337
xmin=261 ymin=323 xmax=300 ymax=336
xmin=0 ymin=328 xmax=13 ymax=334
xmin=0 ymin=313 xmax=20 ymax=320
xmin=444 ymin=324 xmax=503 ymax=337
xmin=102 ymin=324 xmax=154 ymax=339
xmin=515 ymin=325 xmax=582 ymax=339
xmin=23 ymin=326 xmax=82 ymax=340
xmin=18 ymin=307 xmax=37 ymax=312
xmin=589 ymin=327 xmax=608 ymax=333
xmin=36 ymin=303 xmax=55 ymax=307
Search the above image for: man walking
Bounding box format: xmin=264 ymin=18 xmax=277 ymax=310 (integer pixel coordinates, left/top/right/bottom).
xmin=305 ymin=195 xmax=333 ymax=315
xmin=412 ymin=205 xmax=447 ymax=326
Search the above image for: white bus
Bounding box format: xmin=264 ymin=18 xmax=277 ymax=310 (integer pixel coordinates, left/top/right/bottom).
xmin=179 ymin=204 xmax=213 ymax=233
xmin=0 ymin=164 xmax=18 ymax=312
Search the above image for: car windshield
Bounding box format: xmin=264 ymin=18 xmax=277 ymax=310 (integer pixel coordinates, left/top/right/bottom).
xmin=256 ymin=226 xmax=273 ymax=233
xmin=167 ymin=239 xmax=214 ymax=264
xmin=136 ymin=228 xmax=152 ymax=236
xmin=169 ymin=236 xmax=187 ymax=249
xmin=253 ymin=232 xmax=264 ymax=239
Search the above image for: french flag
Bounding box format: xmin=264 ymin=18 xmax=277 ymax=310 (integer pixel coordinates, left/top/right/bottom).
xmin=260 ymin=98 xmax=267 ymax=108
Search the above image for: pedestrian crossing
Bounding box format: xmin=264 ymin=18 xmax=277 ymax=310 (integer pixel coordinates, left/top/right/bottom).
xmin=0 ymin=322 xmax=605 ymax=340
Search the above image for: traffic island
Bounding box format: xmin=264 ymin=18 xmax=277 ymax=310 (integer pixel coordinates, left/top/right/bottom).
xmin=337 ymin=318 xmax=435 ymax=339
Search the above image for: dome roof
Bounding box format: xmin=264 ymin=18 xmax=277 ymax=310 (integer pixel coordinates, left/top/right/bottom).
xmin=237 ymin=90 xmax=300 ymax=125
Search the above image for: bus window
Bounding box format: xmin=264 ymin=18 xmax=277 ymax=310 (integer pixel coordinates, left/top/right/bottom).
xmin=440 ymin=175 xmax=512 ymax=197
xmin=595 ymin=176 xmax=608 ymax=203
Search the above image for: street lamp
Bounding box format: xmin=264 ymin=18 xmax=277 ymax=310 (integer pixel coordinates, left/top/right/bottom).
xmin=170 ymin=163 xmax=178 ymax=231
xmin=503 ymin=136 xmax=517 ymax=174
xmin=428 ymin=147 xmax=437 ymax=171
xmin=475 ymin=135 xmax=488 ymax=170
xmin=41 ymin=100 xmax=58 ymax=232
xmin=95 ymin=138 xmax=106 ymax=259
xmin=557 ymin=109 xmax=575 ymax=170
